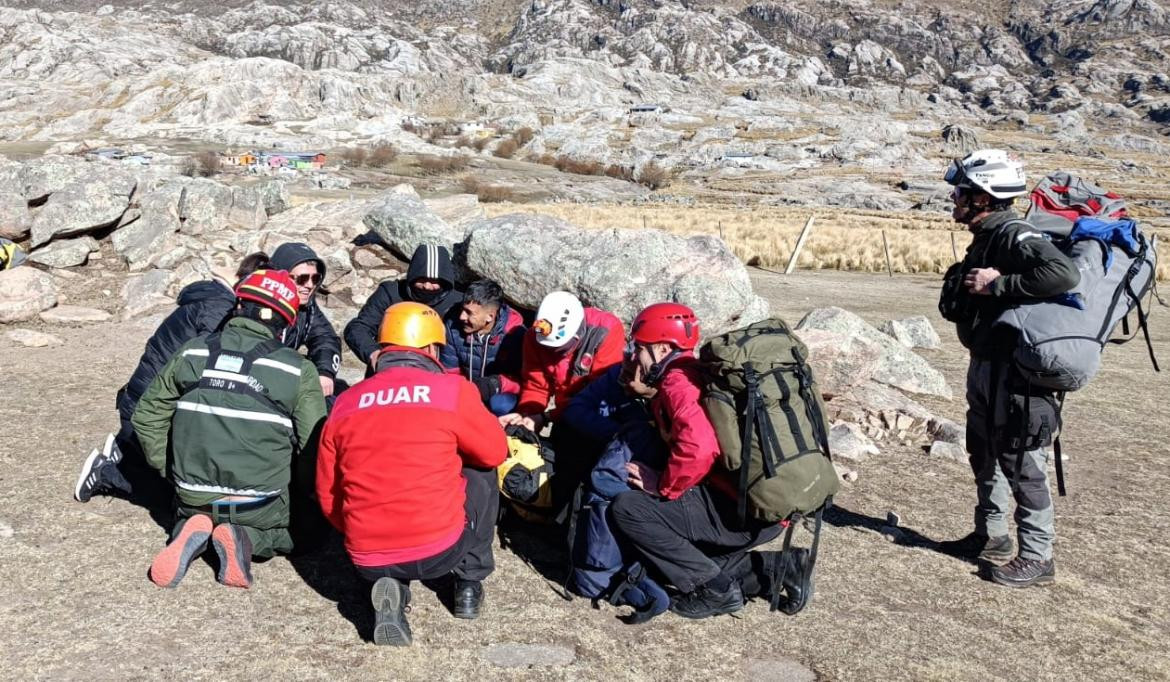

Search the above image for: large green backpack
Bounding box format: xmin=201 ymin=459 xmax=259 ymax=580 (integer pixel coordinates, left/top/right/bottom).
xmin=700 ymin=318 xmax=839 ymax=524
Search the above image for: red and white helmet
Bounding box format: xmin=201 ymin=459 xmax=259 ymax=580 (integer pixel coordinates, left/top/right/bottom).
xmin=944 ymin=149 xmax=1027 ymax=200
xmin=235 ymin=269 xmax=299 ymax=326
xmin=631 ymin=302 xmax=700 ymax=350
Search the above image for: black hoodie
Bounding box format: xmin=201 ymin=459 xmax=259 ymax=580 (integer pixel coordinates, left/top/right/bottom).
xmin=344 ymin=244 xmax=464 ymax=364
xmin=269 ymin=242 xmax=343 ymax=379
xmin=118 ymin=279 xmax=236 ymax=421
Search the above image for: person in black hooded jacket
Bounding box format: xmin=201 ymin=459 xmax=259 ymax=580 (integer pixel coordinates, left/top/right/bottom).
xmin=269 ymin=242 xmax=344 ymax=397
xmin=344 ymin=244 xmax=464 ymax=368
xmin=75 ymin=252 xmax=270 ymax=504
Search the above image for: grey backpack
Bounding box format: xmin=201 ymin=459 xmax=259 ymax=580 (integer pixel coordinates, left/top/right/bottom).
xmin=996 ymin=177 xmax=1160 ymax=392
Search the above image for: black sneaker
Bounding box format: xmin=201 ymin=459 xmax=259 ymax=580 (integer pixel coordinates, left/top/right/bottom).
xmin=372 ymin=577 xmax=412 ymax=646
xmin=453 ymin=579 xmax=483 ymax=620
xmin=74 ymin=448 xmax=114 ymax=502
xmin=990 ymin=557 xmax=1056 ymax=588
xmin=938 ymin=532 xmax=1014 ymax=563
xmin=670 ymin=581 xmax=744 ymax=619
xmin=773 ymin=548 xmax=815 ymax=615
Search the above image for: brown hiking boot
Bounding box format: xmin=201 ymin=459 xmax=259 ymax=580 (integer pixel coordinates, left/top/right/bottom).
xmin=938 ymin=532 xmax=1014 ymax=563
xmin=149 ymin=514 xmax=213 ymax=588
xmin=211 ymin=523 xmax=254 ymax=588
xmin=990 ymin=556 xmax=1056 ymax=588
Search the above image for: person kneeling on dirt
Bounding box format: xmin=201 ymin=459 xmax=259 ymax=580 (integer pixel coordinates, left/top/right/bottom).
xmin=74 ymin=252 xmax=271 ymax=505
xmin=938 ymin=150 xmax=1079 ymax=588
xmin=316 ymin=302 xmax=507 ymax=646
xmin=609 ymin=303 xmax=789 ymax=619
xmin=132 ymin=269 xmax=328 ymax=589
xmin=439 ymin=278 xmax=526 ymax=416
xmin=499 ymin=291 xmax=625 ymax=514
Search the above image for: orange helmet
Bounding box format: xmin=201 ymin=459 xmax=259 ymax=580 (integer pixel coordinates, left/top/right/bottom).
xmin=378 ymin=302 xmax=446 ymax=348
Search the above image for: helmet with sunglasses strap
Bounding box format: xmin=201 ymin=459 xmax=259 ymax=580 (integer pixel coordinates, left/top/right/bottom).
xmin=944 ymin=149 xmax=1027 ymax=200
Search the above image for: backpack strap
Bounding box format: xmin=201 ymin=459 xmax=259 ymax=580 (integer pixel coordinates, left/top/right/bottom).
xmin=737 ymin=364 xmax=762 ymax=524
xmin=1053 ymin=392 xmax=1067 ymax=498
xmin=569 ymin=325 xmax=610 ymax=379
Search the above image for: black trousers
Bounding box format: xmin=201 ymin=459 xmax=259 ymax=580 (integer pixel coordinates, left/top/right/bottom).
xmin=610 ymin=485 xmax=781 ymax=594
xmin=356 ymin=467 xmax=499 ymax=583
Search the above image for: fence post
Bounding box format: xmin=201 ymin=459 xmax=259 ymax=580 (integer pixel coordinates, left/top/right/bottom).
xmin=950 ymin=232 xmax=959 ymax=262
xmin=882 ymin=230 xmax=893 ymax=277
xmin=784 ymin=215 xmax=816 ymax=274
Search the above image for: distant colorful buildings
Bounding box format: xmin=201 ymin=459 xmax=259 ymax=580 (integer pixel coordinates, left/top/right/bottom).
xmin=223 ymin=150 xmax=327 ymax=173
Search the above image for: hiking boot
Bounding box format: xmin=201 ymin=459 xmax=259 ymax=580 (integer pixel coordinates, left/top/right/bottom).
xmin=453 ymin=579 xmax=484 ymax=620
xmin=990 ymin=556 xmax=1056 ymax=588
xmin=774 ymin=548 xmax=815 ymax=615
xmin=938 ymin=532 xmax=1014 ymax=563
xmin=211 ymin=523 xmax=254 ymax=589
xmin=149 ymin=514 xmax=213 ymax=588
xmin=670 ymin=581 xmax=744 ymax=620
xmin=372 ymin=577 xmax=412 ymax=646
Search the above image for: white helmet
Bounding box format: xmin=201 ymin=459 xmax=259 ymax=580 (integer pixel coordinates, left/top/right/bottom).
xmin=534 ymin=291 xmax=585 ymax=348
xmin=944 ymin=149 xmax=1028 ymax=199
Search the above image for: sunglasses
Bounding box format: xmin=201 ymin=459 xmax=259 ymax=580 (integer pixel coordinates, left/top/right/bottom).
xmin=293 ymin=273 xmax=322 ymax=286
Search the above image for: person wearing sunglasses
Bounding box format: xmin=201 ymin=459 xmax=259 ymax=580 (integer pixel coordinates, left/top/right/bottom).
xmin=938 ymin=150 xmax=1079 ymax=589
xmin=270 ymin=242 xmax=343 ymax=398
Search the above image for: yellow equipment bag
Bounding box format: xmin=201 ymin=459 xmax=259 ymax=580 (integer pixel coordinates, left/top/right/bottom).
xmin=499 ymin=426 xmax=555 ymax=522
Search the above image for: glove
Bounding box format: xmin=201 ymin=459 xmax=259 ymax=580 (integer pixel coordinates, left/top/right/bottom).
xmin=473 ymin=374 xmax=502 ymax=403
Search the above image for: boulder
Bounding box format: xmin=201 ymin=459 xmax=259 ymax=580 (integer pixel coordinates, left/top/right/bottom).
xmin=941 ymin=124 xmax=981 ymax=154
xmin=229 ymin=185 xmax=269 ymax=231
xmin=255 ymin=179 xmax=291 ymax=216
xmin=928 ymin=440 xmax=967 ymax=461
xmin=0 ymin=192 xmax=30 ymax=240
xmin=3 ymin=155 xmax=99 ymax=202
xmin=29 ymin=177 xmax=136 ymax=247
xmin=465 ymin=213 xmax=768 ymax=335
xmin=364 ymin=185 xmax=463 ymax=259
xmin=0 ymin=267 xmax=58 ymax=323
xmin=795 ymin=328 xmax=882 ymax=397
xmin=879 ymin=315 xmax=942 ymax=350
xmin=829 ymin=421 xmax=880 ymax=461
xmin=6 ymin=329 xmax=64 ymax=347
xmin=40 ymin=305 xmax=112 ymax=324
xmin=121 ymin=269 xmax=174 ymax=319
xmin=797 ymin=307 xmax=950 ymax=398
xmin=27 ymin=236 xmax=99 ymax=268
xmin=424 ymin=193 xmax=486 ymax=228
xmin=113 ymin=184 xmax=183 ymax=269
xmin=177 ymin=179 xmax=234 ymax=236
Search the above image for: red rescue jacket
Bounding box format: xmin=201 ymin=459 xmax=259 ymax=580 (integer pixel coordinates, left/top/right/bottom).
xmin=650 ymin=355 xmax=723 ymax=500
xmin=516 ymin=307 xmax=625 ymax=420
xmin=316 ymin=348 xmax=507 ymax=565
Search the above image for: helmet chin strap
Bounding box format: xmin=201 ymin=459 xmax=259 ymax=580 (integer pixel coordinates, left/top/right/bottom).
xmin=644 ymin=348 xmax=683 ymax=386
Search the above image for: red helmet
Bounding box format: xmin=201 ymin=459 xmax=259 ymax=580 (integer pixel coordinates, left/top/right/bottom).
xmin=631 ymin=302 xmax=700 ymax=350
xmin=235 ymin=269 xmax=299 ymax=326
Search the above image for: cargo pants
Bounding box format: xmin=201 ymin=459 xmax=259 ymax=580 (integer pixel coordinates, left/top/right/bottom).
xmin=965 ymin=358 xmax=1057 ymax=561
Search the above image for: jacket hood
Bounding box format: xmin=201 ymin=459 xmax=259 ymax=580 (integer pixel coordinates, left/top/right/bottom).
xmin=406 ymin=244 xmax=455 ymax=289
xmin=270 ymin=242 xmax=327 ymax=279
xmin=177 ymin=279 xmax=236 ymax=306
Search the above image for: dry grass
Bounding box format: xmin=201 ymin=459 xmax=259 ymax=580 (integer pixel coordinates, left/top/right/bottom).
xmin=416 ymin=154 xmax=470 ymax=175
xmin=636 ymin=161 xmax=671 ymax=190
xmin=492 ymin=138 xmax=519 ymax=159
xmin=482 ymin=202 xmax=1170 ymax=280
xmin=461 ymin=176 xmax=520 ymax=202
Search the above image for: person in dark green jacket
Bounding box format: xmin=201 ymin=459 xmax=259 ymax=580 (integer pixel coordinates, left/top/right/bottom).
xmin=133 ymin=269 xmax=327 ymax=589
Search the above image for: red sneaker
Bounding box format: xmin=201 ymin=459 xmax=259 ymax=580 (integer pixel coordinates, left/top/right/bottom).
xmin=149 ymin=514 xmax=213 ymax=588
xmin=211 ymin=524 xmax=254 ymax=589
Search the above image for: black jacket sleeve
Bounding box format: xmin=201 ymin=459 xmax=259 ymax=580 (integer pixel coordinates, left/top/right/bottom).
xmin=990 ymin=234 xmax=1081 ymax=299
xmin=304 ymin=303 xmax=342 ymax=379
xmin=344 ymin=281 xmax=397 ymax=364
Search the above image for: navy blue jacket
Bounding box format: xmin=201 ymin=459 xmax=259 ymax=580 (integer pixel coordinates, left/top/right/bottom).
xmin=439 ymin=304 xmax=525 ymax=391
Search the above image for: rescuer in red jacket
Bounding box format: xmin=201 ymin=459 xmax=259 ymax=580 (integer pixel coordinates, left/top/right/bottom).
xmin=316 ymin=301 xmax=507 ymax=647
xmin=610 ymin=303 xmax=783 ymax=621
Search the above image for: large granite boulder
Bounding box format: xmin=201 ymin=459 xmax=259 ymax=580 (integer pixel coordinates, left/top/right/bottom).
xmin=464 ymin=213 xmax=768 ymax=335
xmin=27 ymin=236 xmax=99 ymax=268
xmin=0 ymin=192 xmax=30 ymax=240
xmin=0 ymin=267 xmax=58 ymax=323
xmin=363 ymin=185 xmax=464 ymax=260
xmin=28 ymin=175 xmax=136 ymax=247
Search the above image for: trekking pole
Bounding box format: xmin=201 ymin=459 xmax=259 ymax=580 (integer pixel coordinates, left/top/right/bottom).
xmin=882 ymin=230 xmax=893 ymax=277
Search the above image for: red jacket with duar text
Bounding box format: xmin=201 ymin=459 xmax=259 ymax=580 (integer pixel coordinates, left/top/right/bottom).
xmin=516 ymin=307 xmax=626 ymax=420
xmin=316 ymin=348 xmax=507 ymax=565
xmin=651 ymin=355 xmax=723 ymax=500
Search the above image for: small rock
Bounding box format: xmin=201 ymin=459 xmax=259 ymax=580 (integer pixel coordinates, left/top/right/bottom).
xmin=828 ymin=421 xmax=880 ymax=461
xmin=40 ymin=305 xmax=112 ymax=324
xmin=0 ymin=267 xmax=58 ymax=323
xmin=833 ymin=462 xmax=858 ymax=483
xmin=879 ymin=315 xmax=942 ymax=350
xmin=351 ymin=248 xmax=386 ymax=269
xmin=928 ymin=440 xmax=967 ymax=461
xmin=6 ymin=329 xmax=64 ymax=347
xmin=28 ymin=236 xmax=99 ymax=269
xmin=886 ymin=511 xmax=901 ymax=527
xmin=0 ymin=519 xmax=12 ymax=539
xmin=482 ymin=643 xmax=575 ymax=669
xmin=880 ymin=525 xmax=906 ymax=542
xmin=742 ymin=657 xmax=815 ymax=682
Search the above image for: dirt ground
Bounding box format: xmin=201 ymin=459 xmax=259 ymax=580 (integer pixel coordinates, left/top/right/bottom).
xmin=1 ymin=269 xmax=1168 ymax=681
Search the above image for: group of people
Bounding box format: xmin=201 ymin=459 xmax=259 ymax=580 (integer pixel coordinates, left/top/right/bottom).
xmin=71 ymin=148 xmax=1077 ymax=645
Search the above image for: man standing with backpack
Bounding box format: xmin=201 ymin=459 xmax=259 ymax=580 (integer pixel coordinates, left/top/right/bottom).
xmin=939 ymin=150 xmax=1080 ymax=588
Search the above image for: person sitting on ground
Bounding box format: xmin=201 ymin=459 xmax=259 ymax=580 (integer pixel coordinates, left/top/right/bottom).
xmin=317 ymin=302 xmax=507 ymax=646
xmin=74 ymin=252 xmax=270 ymax=504
xmin=344 ymin=244 xmax=463 ymax=369
xmin=498 ymin=290 xmax=625 ymax=512
xmin=438 ymin=278 xmax=526 ymax=416
xmin=609 ymin=303 xmax=787 ymax=619
xmin=269 ymin=242 xmax=343 ymax=397
xmin=132 ymin=269 xmax=327 ymax=589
